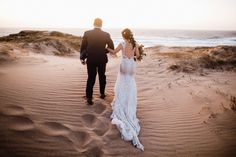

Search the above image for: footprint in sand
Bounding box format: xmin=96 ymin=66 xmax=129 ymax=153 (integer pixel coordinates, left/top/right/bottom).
xmin=0 ymin=105 xmax=25 ymax=116
xmin=81 ymin=114 xmax=109 ymax=136
xmin=5 ymin=115 xmax=35 ymax=131
xmin=69 ymin=131 xmax=91 ymax=147
xmin=0 ymin=105 xmax=35 ymax=131
xmin=93 ymin=120 xmax=110 ymax=136
xmin=93 ymin=101 xmax=107 ymax=114
xmin=80 ymin=139 xmax=104 ymax=157
xmin=81 ymin=114 xmax=98 ymax=128
xmin=104 ymin=125 xmax=120 ymax=141
xmin=39 ymin=121 xmax=70 ymax=136
xmin=84 ymin=145 xmax=104 ymax=157
xmin=0 ymin=105 xmax=44 ymax=141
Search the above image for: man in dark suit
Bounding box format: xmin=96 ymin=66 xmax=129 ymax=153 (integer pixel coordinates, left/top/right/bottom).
xmin=80 ymin=18 xmax=114 ymax=105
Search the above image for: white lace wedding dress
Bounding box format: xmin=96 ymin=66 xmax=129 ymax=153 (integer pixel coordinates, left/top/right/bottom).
xmin=111 ymin=42 xmax=144 ymax=151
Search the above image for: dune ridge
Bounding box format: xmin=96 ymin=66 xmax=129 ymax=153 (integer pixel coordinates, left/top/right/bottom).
xmin=0 ymin=31 xmax=82 ymax=63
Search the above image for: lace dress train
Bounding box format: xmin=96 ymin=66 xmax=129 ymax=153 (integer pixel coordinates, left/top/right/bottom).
xmin=111 ymin=42 xmax=144 ymax=151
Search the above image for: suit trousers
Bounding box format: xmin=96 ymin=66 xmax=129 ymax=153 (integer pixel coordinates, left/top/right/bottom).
xmin=86 ymin=63 xmax=106 ymax=99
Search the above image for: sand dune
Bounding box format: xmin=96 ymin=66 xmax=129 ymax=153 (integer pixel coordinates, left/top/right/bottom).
xmin=0 ymin=45 xmax=236 ymax=157
xmin=150 ymin=46 xmax=236 ymax=74
xmin=0 ymin=31 xmax=82 ymax=63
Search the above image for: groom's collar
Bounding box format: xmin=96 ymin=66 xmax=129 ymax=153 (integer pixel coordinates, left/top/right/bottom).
xmin=94 ymin=26 xmax=102 ymax=30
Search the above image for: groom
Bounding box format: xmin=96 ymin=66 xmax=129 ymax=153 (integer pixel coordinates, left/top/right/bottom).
xmin=80 ymin=18 xmax=114 ymax=105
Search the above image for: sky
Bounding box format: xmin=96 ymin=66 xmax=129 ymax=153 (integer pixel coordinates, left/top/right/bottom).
xmin=0 ymin=0 xmax=236 ymax=30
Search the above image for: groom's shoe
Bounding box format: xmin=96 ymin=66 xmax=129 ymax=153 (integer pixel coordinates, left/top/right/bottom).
xmin=87 ymin=98 xmax=93 ymax=105
xmin=100 ymin=94 xmax=106 ymax=99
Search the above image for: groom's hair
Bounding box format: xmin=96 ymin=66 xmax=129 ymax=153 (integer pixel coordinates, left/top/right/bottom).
xmin=94 ymin=18 xmax=102 ymax=27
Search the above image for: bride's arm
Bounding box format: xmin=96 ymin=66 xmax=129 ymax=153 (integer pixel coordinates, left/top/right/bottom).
xmin=107 ymin=43 xmax=122 ymax=55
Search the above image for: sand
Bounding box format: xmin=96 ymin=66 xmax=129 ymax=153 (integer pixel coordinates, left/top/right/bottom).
xmin=0 ymin=47 xmax=236 ymax=157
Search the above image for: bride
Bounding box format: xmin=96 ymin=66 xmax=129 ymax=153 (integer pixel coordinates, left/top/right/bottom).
xmin=107 ymin=28 xmax=144 ymax=151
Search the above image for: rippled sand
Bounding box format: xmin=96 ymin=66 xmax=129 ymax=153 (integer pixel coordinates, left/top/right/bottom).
xmin=0 ymin=52 xmax=236 ymax=157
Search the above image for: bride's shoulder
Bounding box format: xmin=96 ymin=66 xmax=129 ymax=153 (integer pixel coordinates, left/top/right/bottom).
xmin=120 ymin=41 xmax=125 ymax=45
xmin=119 ymin=41 xmax=125 ymax=47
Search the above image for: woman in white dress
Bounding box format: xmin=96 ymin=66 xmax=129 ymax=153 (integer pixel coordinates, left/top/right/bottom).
xmin=107 ymin=28 xmax=144 ymax=151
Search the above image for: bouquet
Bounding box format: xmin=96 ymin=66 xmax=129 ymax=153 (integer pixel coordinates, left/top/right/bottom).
xmin=135 ymin=44 xmax=146 ymax=61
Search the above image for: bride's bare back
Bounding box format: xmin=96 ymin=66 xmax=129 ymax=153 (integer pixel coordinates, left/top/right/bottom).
xmin=123 ymin=42 xmax=135 ymax=59
xmin=107 ymin=40 xmax=140 ymax=59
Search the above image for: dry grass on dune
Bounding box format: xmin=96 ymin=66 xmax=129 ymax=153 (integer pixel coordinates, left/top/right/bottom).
xmin=0 ymin=30 xmax=82 ymax=57
xmin=154 ymin=46 xmax=236 ymax=73
xmin=230 ymin=96 xmax=236 ymax=111
xmin=0 ymin=44 xmax=18 ymax=62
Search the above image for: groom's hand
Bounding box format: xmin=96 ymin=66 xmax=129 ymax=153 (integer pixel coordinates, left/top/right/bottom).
xmin=80 ymin=59 xmax=86 ymax=65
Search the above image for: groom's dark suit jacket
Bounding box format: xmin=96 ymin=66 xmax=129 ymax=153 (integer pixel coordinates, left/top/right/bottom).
xmin=80 ymin=28 xmax=114 ymax=64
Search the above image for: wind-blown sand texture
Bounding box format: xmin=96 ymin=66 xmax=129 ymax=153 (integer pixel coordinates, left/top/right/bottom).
xmin=0 ymin=31 xmax=236 ymax=157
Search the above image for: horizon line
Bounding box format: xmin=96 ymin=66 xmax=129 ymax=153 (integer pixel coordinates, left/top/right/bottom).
xmin=0 ymin=27 xmax=236 ymax=32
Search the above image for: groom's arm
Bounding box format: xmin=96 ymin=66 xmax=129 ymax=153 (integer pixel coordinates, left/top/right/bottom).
xmin=80 ymin=32 xmax=87 ymax=55
xmin=80 ymin=32 xmax=88 ymax=64
xmin=106 ymin=33 xmax=114 ymax=53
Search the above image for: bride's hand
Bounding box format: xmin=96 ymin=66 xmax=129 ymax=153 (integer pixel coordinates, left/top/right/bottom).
xmin=112 ymin=54 xmax=118 ymax=58
xmin=106 ymin=44 xmax=121 ymax=56
xmin=109 ymin=52 xmax=118 ymax=58
xmin=106 ymin=47 xmax=112 ymax=52
xmin=106 ymin=47 xmax=115 ymax=55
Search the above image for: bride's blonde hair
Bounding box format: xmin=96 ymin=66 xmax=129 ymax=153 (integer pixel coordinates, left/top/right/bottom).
xmin=122 ymin=28 xmax=136 ymax=48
